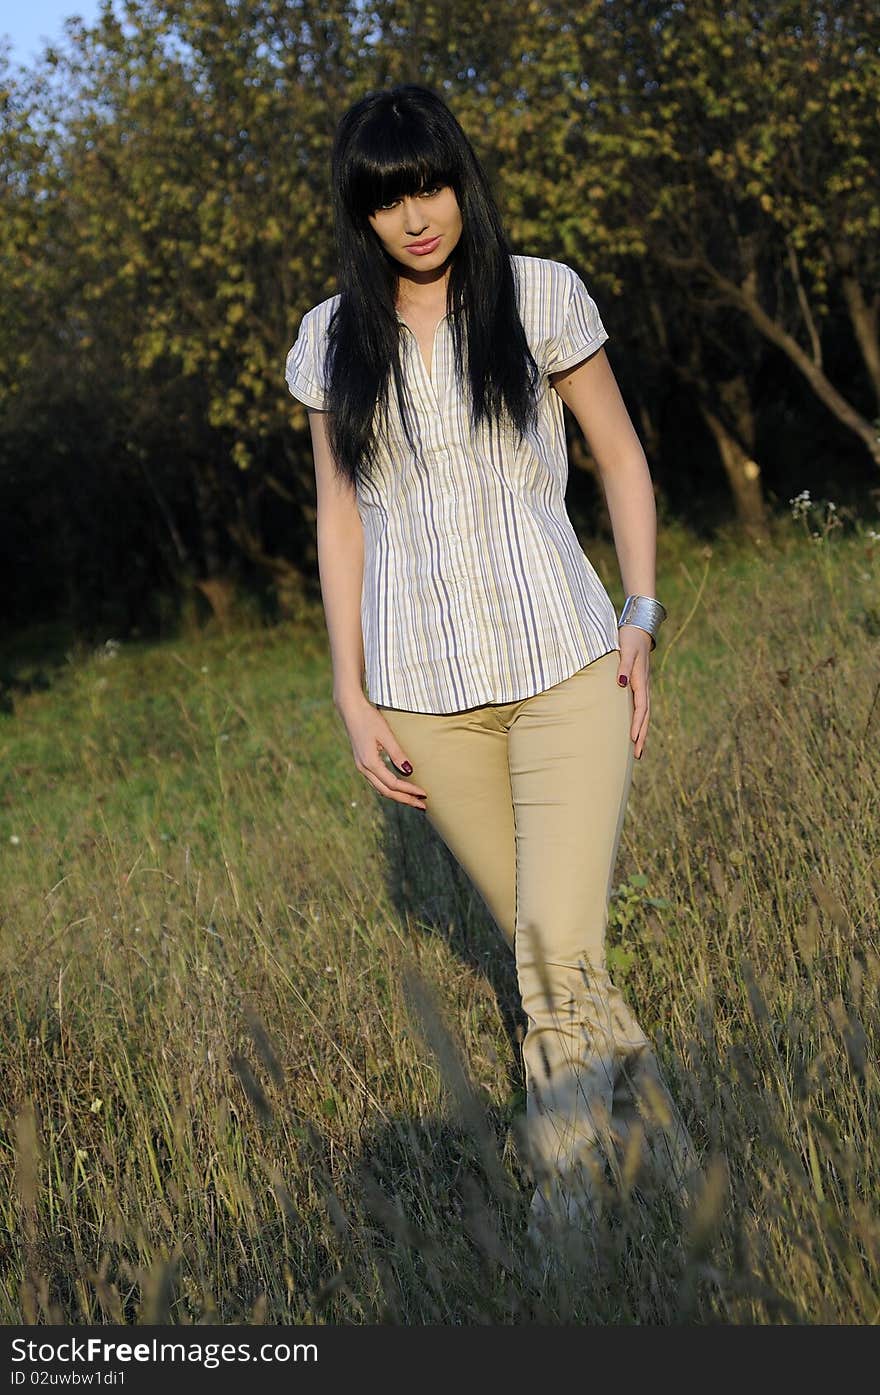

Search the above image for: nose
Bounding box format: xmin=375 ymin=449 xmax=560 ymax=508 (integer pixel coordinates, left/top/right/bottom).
xmin=402 ymin=198 xmax=429 ymax=235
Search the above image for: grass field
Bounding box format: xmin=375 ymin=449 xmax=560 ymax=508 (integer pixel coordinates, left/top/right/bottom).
xmin=1 ymin=502 xmax=879 ymax=1324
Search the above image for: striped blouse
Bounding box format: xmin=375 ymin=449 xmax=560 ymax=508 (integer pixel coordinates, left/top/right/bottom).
xmin=284 ymin=254 xmax=621 ymax=714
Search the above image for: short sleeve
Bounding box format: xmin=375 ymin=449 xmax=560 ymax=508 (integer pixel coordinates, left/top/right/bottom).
xmin=544 ymin=266 xmax=609 ymax=376
xmin=284 ymin=308 xmax=327 ymax=410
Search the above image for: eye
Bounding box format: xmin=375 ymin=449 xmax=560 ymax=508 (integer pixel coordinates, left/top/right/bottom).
xmin=420 ymin=184 xmax=442 ymax=197
xmin=375 ymin=197 xmax=400 ymax=212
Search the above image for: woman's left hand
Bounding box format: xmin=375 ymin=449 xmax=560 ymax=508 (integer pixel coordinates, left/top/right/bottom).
xmin=616 ymin=625 xmax=653 ymax=760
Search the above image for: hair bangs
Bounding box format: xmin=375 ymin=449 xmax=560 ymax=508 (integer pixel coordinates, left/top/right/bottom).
xmin=344 ymin=116 xmax=460 ymax=219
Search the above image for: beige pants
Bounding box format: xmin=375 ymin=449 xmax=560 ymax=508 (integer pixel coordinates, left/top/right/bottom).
xmin=378 ymin=649 xmax=696 ymax=1231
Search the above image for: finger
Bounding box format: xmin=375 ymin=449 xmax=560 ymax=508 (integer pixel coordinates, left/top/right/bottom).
xmin=626 ymin=688 xmax=647 ymax=749
xmin=371 ymin=751 xmax=428 ymax=798
xmin=631 ymin=695 xmax=647 ymax=739
xmin=358 ymin=761 xmax=428 ymax=807
xmin=380 ymin=740 xmax=418 ymax=781
xmin=360 ymin=766 xmax=428 ymax=808
xmin=634 ymin=710 xmax=650 ymax=758
xmin=383 ymin=762 xmax=428 ymax=798
xmin=379 ymin=753 xmax=429 ymax=797
xmin=372 ymin=762 xmax=428 ymax=801
xmin=635 ymin=704 xmax=650 ymax=747
xmin=629 ymin=684 xmax=648 ymax=741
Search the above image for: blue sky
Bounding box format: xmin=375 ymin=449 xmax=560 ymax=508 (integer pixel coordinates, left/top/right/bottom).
xmin=2 ymin=0 xmax=104 ymax=67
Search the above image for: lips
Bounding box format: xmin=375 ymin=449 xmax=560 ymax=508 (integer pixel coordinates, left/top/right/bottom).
xmin=407 ymin=235 xmax=441 ymax=255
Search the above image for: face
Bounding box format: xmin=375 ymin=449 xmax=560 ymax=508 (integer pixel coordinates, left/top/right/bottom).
xmin=367 ymin=184 xmax=463 ymax=276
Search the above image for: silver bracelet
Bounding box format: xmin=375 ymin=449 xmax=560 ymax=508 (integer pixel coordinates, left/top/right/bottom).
xmin=618 ymin=594 xmax=667 ymax=651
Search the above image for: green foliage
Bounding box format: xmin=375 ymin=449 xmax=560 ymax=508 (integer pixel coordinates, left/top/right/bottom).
xmin=608 ymin=872 xmax=673 ymax=985
xmin=1 ymin=0 xmax=878 ymax=631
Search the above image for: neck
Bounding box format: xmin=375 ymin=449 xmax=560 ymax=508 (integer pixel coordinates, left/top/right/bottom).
xmin=394 ymin=259 xmax=452 ymax=311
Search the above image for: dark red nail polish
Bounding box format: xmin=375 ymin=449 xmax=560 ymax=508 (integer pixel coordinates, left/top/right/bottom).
xmin=618 ymin=675 xmax=628 ymax=687
xmin=402 ymin=761 xmax=413 ymax=774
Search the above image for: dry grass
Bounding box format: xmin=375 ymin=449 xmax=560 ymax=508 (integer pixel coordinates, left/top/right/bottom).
xmin=1 ymin=507 xmax=878 ymax=1324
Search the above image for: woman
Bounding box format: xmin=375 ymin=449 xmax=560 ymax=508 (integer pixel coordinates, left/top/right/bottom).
xmin=285 ymin=84 xmax=697 ymax=1253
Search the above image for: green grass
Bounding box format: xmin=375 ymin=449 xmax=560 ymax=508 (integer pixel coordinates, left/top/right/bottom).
xmin=1 ymin=506 xmax=879 ymax=1324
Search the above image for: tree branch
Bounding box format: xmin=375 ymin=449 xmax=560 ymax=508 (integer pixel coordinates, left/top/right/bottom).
xmin=785 ymin=235 xmax=822 ymax=370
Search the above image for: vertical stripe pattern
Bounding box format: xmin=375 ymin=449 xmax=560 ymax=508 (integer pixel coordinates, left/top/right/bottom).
xmin=284 ymin=255 xmax=621 ymax=714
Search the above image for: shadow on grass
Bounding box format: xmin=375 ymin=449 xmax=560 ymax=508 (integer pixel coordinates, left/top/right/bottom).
xmin=378 ymin=794 xmax=526 ymax=1103
xmin=301 ymin=1106 xmax=702 ymax=1325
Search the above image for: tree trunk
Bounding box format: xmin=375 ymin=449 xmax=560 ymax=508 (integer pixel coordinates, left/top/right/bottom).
xmin=700 ymin=402 xmax=769 ymax=541
xmin=840 ymin=272 xmax=880 ymax=411
xmin=828 ymin=236 xmax=880 ymax=411
xmin=226 ymin=515 xmax=312 ymax=621
xmin=189 ymin=460 xmax=238 ymax=627
xmin=193 ymin=575 xmax=237 ymax=632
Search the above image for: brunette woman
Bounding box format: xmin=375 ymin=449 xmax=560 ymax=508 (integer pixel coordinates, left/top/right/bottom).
xmin=285 ymin=84 xmax=697 ymax=1255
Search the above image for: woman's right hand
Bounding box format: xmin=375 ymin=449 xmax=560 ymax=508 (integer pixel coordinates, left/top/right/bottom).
xmin=337 ymin=696 xmax=428 ymax=810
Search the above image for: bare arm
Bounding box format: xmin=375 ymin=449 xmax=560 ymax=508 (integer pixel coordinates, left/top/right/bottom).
xmin=549 ymin=346 xmax=656 ymax=759
xmin=549 ymin=346 xmax=657 ymax=602
xmin=307 ymin=409 xmax=428 ymax=806
xmin=307 ymin=407 xmax=367 ymax=714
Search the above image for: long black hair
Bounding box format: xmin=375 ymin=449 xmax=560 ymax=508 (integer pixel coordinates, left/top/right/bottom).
xmin=325 ymin=84 xmax=541 ymax=488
